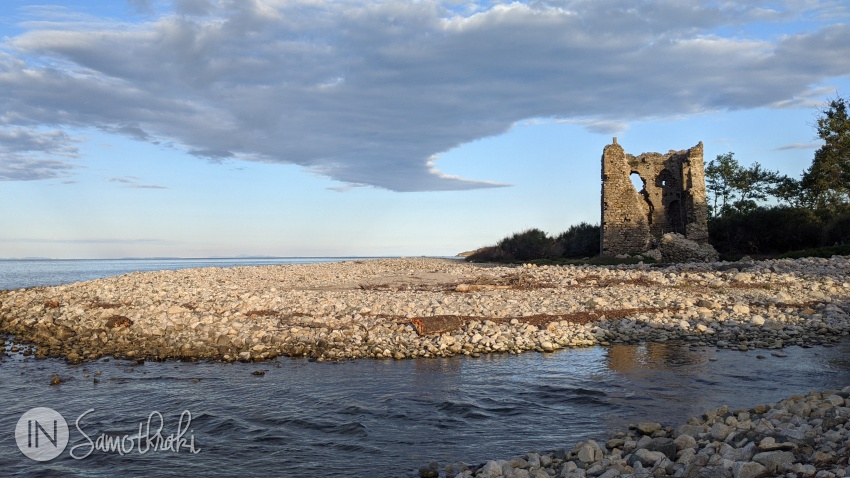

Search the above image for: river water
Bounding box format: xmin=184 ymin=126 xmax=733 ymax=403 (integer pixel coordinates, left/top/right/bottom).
xmin=1 ymin=259 xmax=849 ymax=476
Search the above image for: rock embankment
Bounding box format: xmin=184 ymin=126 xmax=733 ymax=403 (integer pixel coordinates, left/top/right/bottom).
xmin=434 ymin=387 xmax=850 ymax=478
xmin=0 ymin=256 xmax=849 ymax=362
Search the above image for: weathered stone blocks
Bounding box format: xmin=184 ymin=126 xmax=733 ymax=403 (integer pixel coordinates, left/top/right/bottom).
xmin=601 ymin=138 xmax=712 ymax=260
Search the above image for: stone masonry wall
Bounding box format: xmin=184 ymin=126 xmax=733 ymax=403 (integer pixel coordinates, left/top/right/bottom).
xmin=601 ymin=138 xmax=709 ymax=256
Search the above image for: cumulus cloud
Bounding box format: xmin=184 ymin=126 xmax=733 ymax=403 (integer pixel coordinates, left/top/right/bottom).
xmin=0 ymin=127 xmax=79 ymax=180
xmin=0 ymin=158 xmax=77 ymax=181
xmin=1 ymin=1 xmax=849 ymax=190
xmin=104 ymin=123 xmax=157 ymax=143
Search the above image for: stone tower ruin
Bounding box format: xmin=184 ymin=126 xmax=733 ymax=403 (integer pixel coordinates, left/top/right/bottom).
xmin=600 ymin=138 xmax=709 ymax=256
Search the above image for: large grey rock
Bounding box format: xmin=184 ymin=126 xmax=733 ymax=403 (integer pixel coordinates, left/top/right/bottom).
xmin=559 ymin=463 xmax=586 ymax=478
xmin=635 ymin=435 xmax=653 ymax=450
xmin=573 ymin=440 xmax=604 ymax=464
xmin=732 ymin=461 xmax=767 ymax=478
xmin=506 ymin=468 xmax=531 ymax=478
xmin=479 ymin=460 xmax=506 ymax=478
xmin=752 ymin=451 xmax=794 ymax=473
xmin=659 ymin=233 xmax=719 ymax=263
xmin=682 ymin=453 xmax=709 ymax=477
xmin=705 ymin=466 xmax=734 ymax=478
xmin=710 ymin=422 xmax=734 ymax=441
xmin=756 ymin=437 xmax=795 ymax=452
xmin=529 ymin=469 xmax=548 ymax=478
xmin=646 ymin=437 xmax=677 ymax=460
xmin=629 ymin=448 xmax=665 ymax=467
xmin=675 ymin=424 xmax=707 ymax=438
xmin=721 ymin=442 xmax=757 ymax=462
xmin=606 ymin=437 xmax=626 ymax=450
xmin=635 ymin=422 xmax=663 ymax=435
xmin=677 ymin=448 xmax=697 ymax=465
xmin=674 ymin=434 xmax=697 ymax=451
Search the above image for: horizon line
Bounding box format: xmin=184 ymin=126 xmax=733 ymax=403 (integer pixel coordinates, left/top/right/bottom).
xmin=0 ymin=255 xmax=462 ymax=261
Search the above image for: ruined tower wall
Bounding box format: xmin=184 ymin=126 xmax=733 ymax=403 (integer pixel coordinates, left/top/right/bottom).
xmin=600 ymin=139 xmax=653 ymax=255
xmin=682 ymin=144 xmax=709 ymax=243
xmin=600 ymin=139 xmax=709 ymax=256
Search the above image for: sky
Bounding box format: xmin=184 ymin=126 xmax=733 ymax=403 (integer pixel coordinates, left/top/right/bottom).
xmin=1 ymin=0 xmax=849 ymax=259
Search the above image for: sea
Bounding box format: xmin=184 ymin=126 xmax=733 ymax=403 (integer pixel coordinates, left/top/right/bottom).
xmin=0 ymin=257 xmax=386 ymax=291
xmin=1 ymin=258 xmax=849 ymax=477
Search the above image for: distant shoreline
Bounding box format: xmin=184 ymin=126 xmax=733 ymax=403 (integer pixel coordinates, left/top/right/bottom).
xmin=0 ymin=255 xmax=399 ymax=261
xmin=0 ymin=256 xmax=414 ymax=291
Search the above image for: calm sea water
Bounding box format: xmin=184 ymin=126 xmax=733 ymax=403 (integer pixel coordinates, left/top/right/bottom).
xmin=0 ymin=257 xmax=387 ymax=291
xmin=1 ymin=259 xmax=849 ymax=477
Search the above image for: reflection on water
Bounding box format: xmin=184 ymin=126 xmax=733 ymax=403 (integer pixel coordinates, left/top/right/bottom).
xmin=603 ymin=341 xmax=850 ymax=429
xmin=608 ymin=342 xmax=710 ymax=371
xmin=1 ymin=339 xmax=849 ymax=477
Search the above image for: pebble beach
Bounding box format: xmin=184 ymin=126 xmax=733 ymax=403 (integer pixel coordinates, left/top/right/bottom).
xmin=3 ymin=256 xmax=850 ymax=477
xmin=1 ymin=256 xmax=849 ymax=363
xmin=434 ymin=386 xmax=850 ymax=478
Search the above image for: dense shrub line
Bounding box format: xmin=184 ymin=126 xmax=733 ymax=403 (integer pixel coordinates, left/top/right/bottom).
xmin=708 ymin=206 xmax=850 ymax=256
xmin=468 ymin=206 xmax=849 ymax=263
xmin=466 ymin=223 xmax=600 ymax=262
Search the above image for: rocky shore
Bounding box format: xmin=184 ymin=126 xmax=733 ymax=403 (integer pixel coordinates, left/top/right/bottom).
xmin=0 ymin=256 xmax=849 ymax=363
xmin=431 ymin=386 xmax=850 ymax=478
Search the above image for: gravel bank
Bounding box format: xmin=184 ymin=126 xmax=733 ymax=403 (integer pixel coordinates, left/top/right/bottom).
xmin=0 ymin=256 xmax=848 ymax=363
xmin=431 ymin=386 xmax=850 ymax=478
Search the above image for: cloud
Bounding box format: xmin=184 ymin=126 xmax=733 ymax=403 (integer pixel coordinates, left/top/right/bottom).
xmin=127 ymin=0 xmax=154 ymax=15
xmin=776 ymin=142 xmax=824 ymax=150
xmin=174 ymin=0 xmax=213 ymax=16
xmin=104 ymin=123 xmax=157 ymax=143
xmin=550 ymin=119 xmax=630 ymax=136
xmin=0 ymin=127 xmax=79 ymax=156
xmin=1 ymin=1 xmax=849 ymax=191
xmin=0 ymin=237 xmax=170 ymax=244
xmin=0 ymin=127 xmax=79 ymax=180
xmin=109 ymin=176 xmax=169 ymax=189
xmin=132 ymin=184 xmax=169 ymax=189
xmin=188 ymin=148 xmax=235 ymax=161
xmin=327 ymin=183 xmax=369 ymax=193
xmin=0 ymin=158 xmax=77 ymax=180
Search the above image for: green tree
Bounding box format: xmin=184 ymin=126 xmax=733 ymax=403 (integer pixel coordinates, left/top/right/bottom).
xmin=706 ymin=153 xmax=786 ymax=216
xmin=705 ymin=152 xmax=741 ymax=217
xmin=730 ymin=162 xmax=782 ymax=213
xmin=801 ymin=96 xmax=850 ymax=210
xmin=770 ymin=175 xmax=805 ymax=208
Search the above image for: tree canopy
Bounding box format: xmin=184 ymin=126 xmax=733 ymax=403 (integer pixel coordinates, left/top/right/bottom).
xmin=706 ymin=95 xmax=850 ymax=217
xmin=801 ymin=96 xmax=850 ymax=210
xmin=705 ymin=153 xmax=783 ymax=217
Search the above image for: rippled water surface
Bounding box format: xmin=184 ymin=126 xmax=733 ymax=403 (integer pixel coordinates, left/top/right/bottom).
xmin=2 ymin=340 xmax=850 ymax=477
